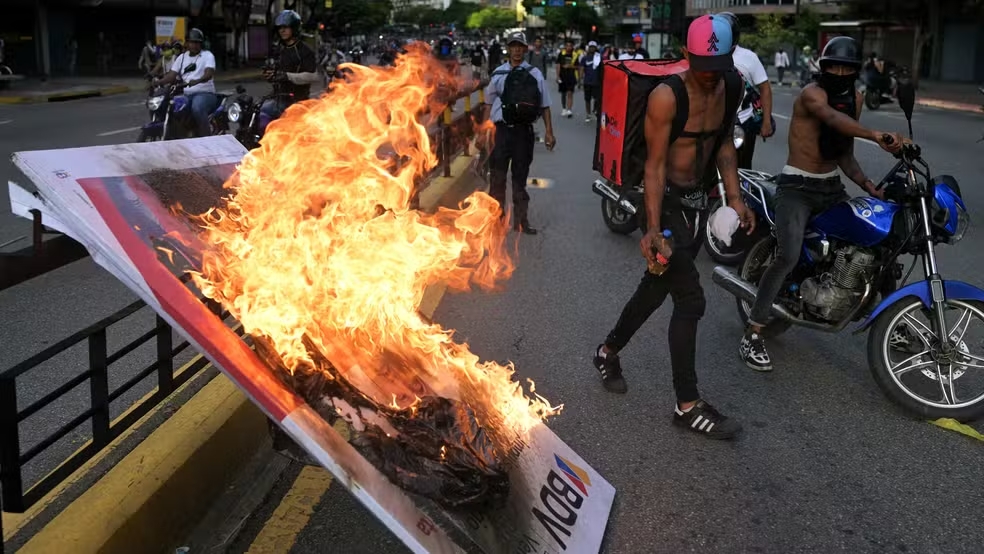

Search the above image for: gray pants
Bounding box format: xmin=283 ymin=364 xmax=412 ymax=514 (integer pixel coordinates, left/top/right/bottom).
xmin=749 ymin=175 xmax=848 ymax=326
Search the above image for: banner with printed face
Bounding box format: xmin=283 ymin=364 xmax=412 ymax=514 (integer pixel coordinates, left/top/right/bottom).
xmin=9 ymin=136 xmax=615 ymax=554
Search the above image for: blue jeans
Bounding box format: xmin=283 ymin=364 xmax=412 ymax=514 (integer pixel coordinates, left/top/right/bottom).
xmin=187 ymin=92 xmax=218 ymax=137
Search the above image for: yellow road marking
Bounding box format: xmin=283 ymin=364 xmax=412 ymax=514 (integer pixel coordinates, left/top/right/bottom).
xmin=246 ymin=422 xmax=350 ymax=554
xmin=930 ymin=418 xmax=984 ymax=441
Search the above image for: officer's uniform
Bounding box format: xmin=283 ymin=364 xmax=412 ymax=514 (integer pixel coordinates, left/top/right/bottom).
xmin=484 ymin=60 xmax=552 ymax=232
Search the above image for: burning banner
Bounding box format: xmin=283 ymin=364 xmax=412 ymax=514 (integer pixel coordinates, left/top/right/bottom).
xmin=8 ymin=47 xmax=614 ymax=553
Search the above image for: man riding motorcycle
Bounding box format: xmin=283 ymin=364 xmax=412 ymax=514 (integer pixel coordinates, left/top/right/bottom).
xmin=262 ymin=10 xmax=319 ymax=119
xmin=738 ymin=36 xmax=903 ymax=372
xmin=150 ymin=28 xmax=217 ymax=137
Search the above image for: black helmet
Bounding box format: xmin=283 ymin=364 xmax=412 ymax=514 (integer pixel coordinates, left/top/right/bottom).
xmin=718 ymin=12 xmax=740 ymax=47
xmin=819 ymin=36 xmax=861 ymax=70
xmin=275 ymin=10 xmax=301 ymax=33
xmin=187 ymin=28 xmax=205 ymax=43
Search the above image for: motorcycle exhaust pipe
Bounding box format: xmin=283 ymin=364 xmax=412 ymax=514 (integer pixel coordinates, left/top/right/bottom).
xmin=591 ymin=179 xmax=637 ymax=215
xmin=711 ymin=266 xmax=846 ymax=333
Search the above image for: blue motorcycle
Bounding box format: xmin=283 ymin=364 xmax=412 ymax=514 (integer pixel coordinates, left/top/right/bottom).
xmin=713 ymin=85 xmax=983 ymax=421
xmin=137 ymin=75 xmax=231 ymax=142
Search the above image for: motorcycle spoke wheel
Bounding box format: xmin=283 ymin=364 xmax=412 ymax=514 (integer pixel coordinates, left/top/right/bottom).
xmin=879 ymin=300 xmax=984 ymax=410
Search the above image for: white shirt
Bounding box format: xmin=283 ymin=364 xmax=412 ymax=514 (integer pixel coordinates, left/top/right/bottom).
xmin=170 ymin=50 xmax=216 ymax=94
xmin=774 ymin=51 xmax=789 ymax=68
xmin=732 ymin=46 xmax=768 ymax=124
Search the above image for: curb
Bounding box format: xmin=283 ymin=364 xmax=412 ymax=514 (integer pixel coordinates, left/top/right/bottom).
xmin=0 ymin=72 xmax=263 ymax=104
xmin=16 ymin=152 xmax=480 ymax=553
xmin=916 ymin=98 xmax=983 ymax=114
xmin=0 ymin=85 xmax=131 ymax=104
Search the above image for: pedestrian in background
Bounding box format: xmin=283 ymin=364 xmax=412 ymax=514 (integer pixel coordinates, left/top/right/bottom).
xmin=774 ymin=48 xmax=789 ymax=86
xmin=579 ymin=41 xmax=602 ymax=122
xmin=484 ymin=31 xmax=556 ymax=235
xmin=527 ymin=37 xmax=548 ymax=75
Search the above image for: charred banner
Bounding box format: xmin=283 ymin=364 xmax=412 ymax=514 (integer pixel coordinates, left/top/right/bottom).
xmin=9 ymin=134 xmax=615 ymax=553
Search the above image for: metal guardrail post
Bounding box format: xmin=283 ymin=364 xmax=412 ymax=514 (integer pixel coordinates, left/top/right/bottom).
xmin=156 ymin=316 xmax=174 ymax=396
xmin=442 ymin=107 xmax=453 ymax=178
xmin=88 ymin=329 xmax=110 ymax=447
xmin=0 ymin=379 xmax=23 ymax=512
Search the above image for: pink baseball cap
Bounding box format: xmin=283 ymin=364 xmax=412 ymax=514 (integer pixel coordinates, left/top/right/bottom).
xmin=686 ymin=14 xmax=735 ymax=72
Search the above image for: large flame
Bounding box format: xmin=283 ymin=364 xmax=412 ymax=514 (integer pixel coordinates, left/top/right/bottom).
xmin=193 ymin=45 xmax=559 ymax=439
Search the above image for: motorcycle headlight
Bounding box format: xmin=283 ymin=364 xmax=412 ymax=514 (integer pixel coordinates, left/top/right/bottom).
xmin=147 ymin=95 xmax=164 ymax=111
xmin=733 ymin=125 xmax=745 ymax=149
xmin=228 ymin=102 xmax=242 ymax=123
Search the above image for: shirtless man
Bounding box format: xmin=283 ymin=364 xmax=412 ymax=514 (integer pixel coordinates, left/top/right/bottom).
xmin=592 ymin=14 xmax=753 ymax=440
xmin=739 ymin=36 xmax=902 ymax=372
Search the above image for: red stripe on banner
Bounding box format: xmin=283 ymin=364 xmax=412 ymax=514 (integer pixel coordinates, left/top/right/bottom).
xmin=80 ymin=175 xmax=302 ymax=421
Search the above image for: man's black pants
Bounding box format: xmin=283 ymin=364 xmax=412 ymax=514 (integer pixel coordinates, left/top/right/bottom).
xmin=489 ymin=122 xmax=535 ymax=226
xmin=602 ymin=204 xmax=707 ymax=404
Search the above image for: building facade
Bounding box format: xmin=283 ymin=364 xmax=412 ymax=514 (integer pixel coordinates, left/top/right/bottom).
xmin=686 ymin=0 xmax=842 ymax=17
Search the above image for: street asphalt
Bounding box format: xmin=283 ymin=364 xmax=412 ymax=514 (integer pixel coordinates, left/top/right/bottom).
xmin=3 ymin=82 xmax=984 ymax=552
xmin=232 ymin=85 xmax=984 ymax=553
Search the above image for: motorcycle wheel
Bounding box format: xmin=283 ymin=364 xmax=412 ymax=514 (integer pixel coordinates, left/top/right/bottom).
xmin=136 ymin=129 xmax=161 ymax=142
xmin=735 ymin=235 xmax=792 ymax=337
xmin=867 ymin=298 xmax=984 ymax=421
xmin=702 ymin=198 xmax=749 ymax=265
xmin=865 ymin=89 xmax=881 ymax=110
xmin=601 ymin=198 xmax=638 ymax=235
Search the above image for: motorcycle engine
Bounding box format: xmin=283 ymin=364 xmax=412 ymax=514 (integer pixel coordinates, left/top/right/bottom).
xmin=799 ymin=246 xmax=878 ymax=322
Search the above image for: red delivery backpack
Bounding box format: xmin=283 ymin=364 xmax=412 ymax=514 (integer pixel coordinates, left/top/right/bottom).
xmin=593 ymin=59 xmax=741 ymax=189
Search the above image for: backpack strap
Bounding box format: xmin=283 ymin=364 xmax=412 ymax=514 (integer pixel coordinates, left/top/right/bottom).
xmin=664 ymin=74 xmax=689 ymax=145
xmin=719 ymin=69 xmax=743 ymax=136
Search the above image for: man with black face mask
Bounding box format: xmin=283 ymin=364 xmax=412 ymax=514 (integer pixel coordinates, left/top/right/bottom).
xmin=739 ymin=36 xmax=903 ymax=372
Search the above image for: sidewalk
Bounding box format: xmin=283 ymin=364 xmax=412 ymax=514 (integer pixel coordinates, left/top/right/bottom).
xmin=765 ymin=66 xmax=982 ymax=114
xmin=0 ymin=69 xmax=263 ymax=105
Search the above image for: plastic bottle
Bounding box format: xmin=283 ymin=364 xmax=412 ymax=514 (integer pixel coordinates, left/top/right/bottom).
xmin=647 ymin=229 xmax=673 ymax=275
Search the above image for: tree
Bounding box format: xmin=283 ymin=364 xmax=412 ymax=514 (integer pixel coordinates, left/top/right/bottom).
xmin=740 ymin=14 xmax=795 ymax=61
xmin=466 ymin=7 xmax=517 ymax=31
xmin=444 ymin=0 xmax=482 ymax=28
xmin=543 ymin=5 xmax=602 ymax=38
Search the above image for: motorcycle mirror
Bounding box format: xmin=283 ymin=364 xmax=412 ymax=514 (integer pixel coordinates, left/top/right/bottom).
xmin=235 ymin=84 xmax=246 ymax=93
xmin=896 ymin=78 xmax=916 ymax=135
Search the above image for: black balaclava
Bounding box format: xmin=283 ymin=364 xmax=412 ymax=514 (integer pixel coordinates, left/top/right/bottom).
xmin=817 ymin=70 xmax=858 ymax=160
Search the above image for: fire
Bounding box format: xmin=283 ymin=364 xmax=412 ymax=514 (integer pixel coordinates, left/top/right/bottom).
xmin=193 ymin=45 xmax=559 ymax=440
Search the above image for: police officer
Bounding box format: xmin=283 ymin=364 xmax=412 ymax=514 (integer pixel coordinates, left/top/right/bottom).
xmin=483 ymin=31 xmax=555 ymax=235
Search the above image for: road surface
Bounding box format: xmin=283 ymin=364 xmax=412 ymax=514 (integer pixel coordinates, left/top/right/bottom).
xmin=224 ymin=85 xmax=984 ymax=553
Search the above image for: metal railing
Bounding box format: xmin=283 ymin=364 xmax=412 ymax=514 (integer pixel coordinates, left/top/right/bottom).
xmin=0 ymin=79 xmax=489 ymax=549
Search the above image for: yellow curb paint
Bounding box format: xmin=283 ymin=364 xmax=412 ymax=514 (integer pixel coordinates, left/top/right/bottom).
xmin=246 ymin=422 xmax=350 ymax=554
xmin=930 ymin=418 xmax=984 ymax=441
xmin=18 ymin=374 xmax=265 ymax=554
xmin=2 ymin=354 xmax=212 ymax=541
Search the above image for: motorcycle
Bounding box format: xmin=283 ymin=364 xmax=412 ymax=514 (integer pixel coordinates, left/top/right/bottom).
xmin=138 ymin=71 xmax=231 ymax=142
xmin=591 ymin=132 xmax=750 ymax=255
xmin=226 ymin=85 xmax=294 ymax=150
xmin=712 ymin=83 xmax=984 ymax=421
xmin=860 ymin=64 xmax=905 ymax=111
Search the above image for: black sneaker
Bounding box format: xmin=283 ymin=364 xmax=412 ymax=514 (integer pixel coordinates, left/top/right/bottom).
xmin=592 ymin=345 xmax=627 ymax=394
xmin=672 ymin=400 xmax=742 ymax=440
xmin=739 ymin=330 xmax=773 ymax=372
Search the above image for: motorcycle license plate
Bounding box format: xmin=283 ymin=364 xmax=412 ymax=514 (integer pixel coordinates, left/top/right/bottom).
xmin=679 ymin=189 xmax=708 ymax=210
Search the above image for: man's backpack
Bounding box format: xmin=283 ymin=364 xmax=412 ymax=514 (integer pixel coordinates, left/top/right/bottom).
xmin=494 ymin=65 xmax=542 ymax=125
